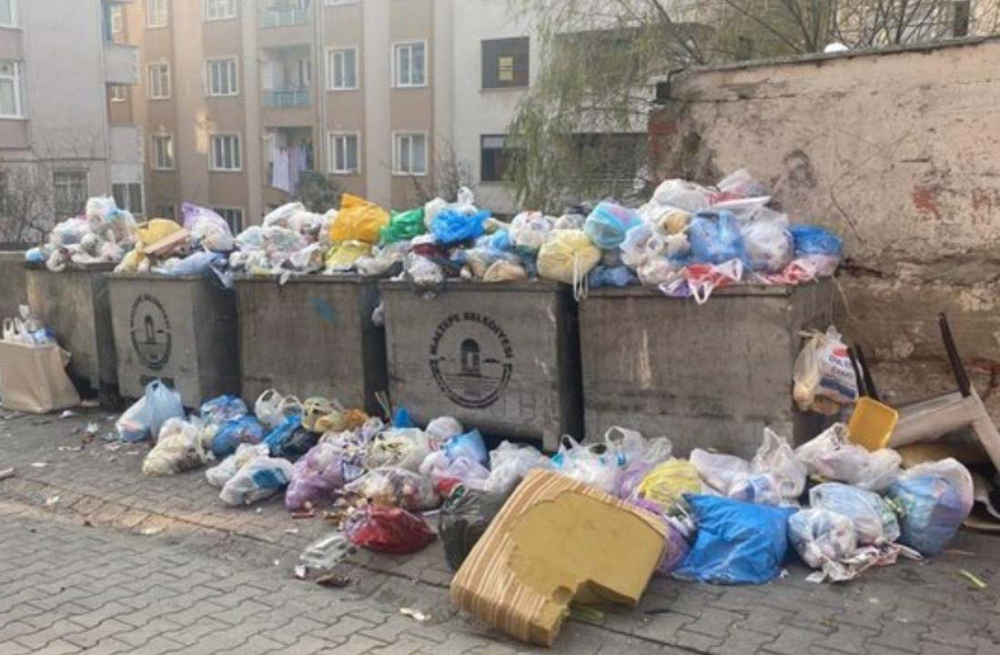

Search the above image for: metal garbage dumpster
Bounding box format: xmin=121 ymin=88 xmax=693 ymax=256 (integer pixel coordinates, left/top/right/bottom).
xmin=25 ymin=264 xmax=117 ymax=398
xmin=380 ymin=280 xmax=582 ymax=451
xmin=235 ymin=275 xmax=387 ymax=414
xmin=0 ymin=252 xmax=27 ymax=321
xmin=108 ymin=274 xmax=239 ymax=407
xmin=579 ymin=281 xmax=835 ymax=459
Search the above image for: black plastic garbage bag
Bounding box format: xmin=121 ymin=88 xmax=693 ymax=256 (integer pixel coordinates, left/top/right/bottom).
xmin=439 ymin=486 xmax=508 ymax=571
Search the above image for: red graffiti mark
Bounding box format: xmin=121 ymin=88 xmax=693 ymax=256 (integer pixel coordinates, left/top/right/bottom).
xmin=912 ymin=186 xmax=942 ymax=221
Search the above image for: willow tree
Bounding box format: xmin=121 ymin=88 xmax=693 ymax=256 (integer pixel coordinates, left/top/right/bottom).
xmin=505 ymin=0 xmax=997 ymax=211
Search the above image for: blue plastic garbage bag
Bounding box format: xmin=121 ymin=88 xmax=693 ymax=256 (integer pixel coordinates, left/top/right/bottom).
xmin=887 ymin=476 xmax=967 ymax=556
xmin=163 ymin=251 xmax=226 ymax=277
xmin=393 ymin=407 xmax=416 ymax=428
xmin=688 ymin=210 xmax=745 ymax=265
xmin=115 ymin=380 xmax=185 ymax=443
xmin=211 ymin=416 xmax=266 ymax=460
xmin=431 ymin=209 xmax=490 ymax=245
xmin=587 ymin=265 xmax=637 ymax=289
xmin=584 ymin=201 xmax=643 ymax=249
xmin=789 ymin=225 xmax=843 ymax=258
xmin=200 ymin=394 xmax=248 ymax=426
xmin=675 ymin=495 xmax=795 ymax=585
xmin=264 ymin=415 xmax=317 ymax=461
xmin=487 ymin=229 xmax=512 ymax=253
xmin=444 ymin=429 xmax=488 ymax=466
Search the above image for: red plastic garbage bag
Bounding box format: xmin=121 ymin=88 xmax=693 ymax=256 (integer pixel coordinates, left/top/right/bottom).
xmin=343 ymin=505 xmax=435 ymax=555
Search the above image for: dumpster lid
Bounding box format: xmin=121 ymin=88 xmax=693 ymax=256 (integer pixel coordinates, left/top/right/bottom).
xmin=379 ymin=278 xmax=565 ymax=293
xmin=585 ymin=282 xmax=825 ymax=299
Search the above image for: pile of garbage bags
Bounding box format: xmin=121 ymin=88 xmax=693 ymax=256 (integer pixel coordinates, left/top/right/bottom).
xmin=25 ymin=196 xmax=137 ymax=271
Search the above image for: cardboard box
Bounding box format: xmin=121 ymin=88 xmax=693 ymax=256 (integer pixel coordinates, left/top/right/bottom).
xmin=450 ymin=470 xmax=666 ymax=646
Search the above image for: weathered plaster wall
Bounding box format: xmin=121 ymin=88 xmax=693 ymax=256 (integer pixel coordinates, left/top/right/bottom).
xmin=650 ymin=39 xmax=1000 ymax=411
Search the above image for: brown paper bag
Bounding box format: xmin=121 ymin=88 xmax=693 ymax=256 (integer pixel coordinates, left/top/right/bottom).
xmin=0 ymin=341 xmax=81 ymax=413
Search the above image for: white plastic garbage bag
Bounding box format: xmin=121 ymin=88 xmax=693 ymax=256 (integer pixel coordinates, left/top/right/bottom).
xmin=788 ymin=508 xmax=858 ymax=570
xmin=219 ymin=455 xmax=294 ymax=506
xmin=206 ymin=443 xmax=271 ymax=488
xmin=793 ymin=327 xmax=858 ymax=413
xmin=810 ymin=482 xmax=901 ymax=545
xmin=483 ymin=441 xmax=549 ymax=495
xmin=750 ymin=428 xmax=807 ymax=503
xmin=142 ymin=418 xmax=212 ymax=477
xmin=795 ymin=423 xmax=901 ymax=492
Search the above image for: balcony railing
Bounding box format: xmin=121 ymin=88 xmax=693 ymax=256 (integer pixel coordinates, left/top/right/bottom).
xmin=261 ymin=7 xmax=309 ymax=28
xmin=262 ymin=89 xmax=311 ymax=108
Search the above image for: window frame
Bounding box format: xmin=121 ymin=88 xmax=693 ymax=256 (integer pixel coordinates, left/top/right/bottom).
xmin=206 ymin=57 xmax=239 ymax=97
xmin=112 ymin=182 xmax=145 ymax=217
xmin=392 ymin=132 xmax=428 ymax=176
xmin=52 ymin=170 xmax=89 ymax=218
xmin=392 ymin=41 xmax=427 ymax=89
xmin=480 ymin=134 xmax=517 ymax=184
xmin=326 ymin=47 xmax=359 ymax=91
xmin=146 ymin=0 xmax=169 ymax=29
xmin=0 ymin=59 xmax=23 ymax=118
xmin=328 ymin=131 xmax=361 ymax=175
xmin=147 ymin=61 xmax=172 ymax=100
xmin=109 ymin=84 xmax=128 ymax=102
xmin=203 ymin=0 xmax=238 ymax=21
xmin=0 ymin=0 xmax=16 ymax=29
xmin=324 ymin=0 xmax=358 ymax=6
xmin=150 ymin=133 xmax=175 ymax=171
xmin=110 ymin=4 xmax=124 ymax=34
xmin=209 ymin=133 xmax=243 ymax=172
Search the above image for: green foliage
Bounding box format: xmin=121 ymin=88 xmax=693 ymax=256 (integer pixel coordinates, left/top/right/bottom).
xmin=293 ymin=171 xmax=342 ymax=213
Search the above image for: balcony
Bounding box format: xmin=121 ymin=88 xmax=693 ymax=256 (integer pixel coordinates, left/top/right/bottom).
xmin=262 ymin=89 xmax=311 ymax=108
xmin=104 ymin=42 xmax=139 ymax=85
xmin=260 ymin=1 xmax=311 ymax=28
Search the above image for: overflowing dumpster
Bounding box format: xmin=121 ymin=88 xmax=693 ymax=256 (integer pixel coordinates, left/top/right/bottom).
xmin=235 ymin=275 xmax=387 ymax=414
xmin=108 ymin=274 xmax=238 ymax=407
xmin=380 ymin=280 xmax=582 ymax=451
xmin=579 ymin=281 xmax=835 ymax=459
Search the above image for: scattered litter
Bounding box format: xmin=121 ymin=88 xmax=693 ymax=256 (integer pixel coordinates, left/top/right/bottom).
xmin=273 ymin=559 xmax=281 ymax=567
xmin=292 ymin=509 xmax=316 ymax=519
xmin=255 ymin=507 xmax=263 ymax=514
xmin=399 ymin=607 xmax=429 ymax=623
xmin=284 ymin=528 xmax=300 ymax=535
xmin=0 ymin=467 xmax=15 ymax=481
xmin=569 ymin=604 xmax=606 ymax=626
xmin=293 ymin=564 xmax=307 ymax=580
xmin=959 ymin=569 xmax=987 ymax=589
xmin=58 ymin=446 xmax=83 ymax=452
xmin=60 ymin=410 xmax=77 ymax=418
xmin=140 ymin=526 xmax=164 ymax=536
xmin=300 ymin=533 xmax=354 ymax=569
xmin=30 ymin=462 xmax=47 ymax=468
xmin=316 ymin=574 xmax=351 ymax=589
xmin=945 ymin=549 xmax=976 ymax=557
xmin=44 ymin=495 xmax=59 ymax=507
xmin=80 ymin=399 xmax=100 ymax=408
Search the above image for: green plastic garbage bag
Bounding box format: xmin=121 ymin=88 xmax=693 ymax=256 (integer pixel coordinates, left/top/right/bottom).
xmin=380 ymin=208 xmax=426 ymax=244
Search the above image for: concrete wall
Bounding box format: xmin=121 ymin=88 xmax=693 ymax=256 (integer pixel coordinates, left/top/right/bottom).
xmin=649 ymin=38 xmax=1000 ymax=416
xmin=0 ymin=252 xmax=26 ymax=321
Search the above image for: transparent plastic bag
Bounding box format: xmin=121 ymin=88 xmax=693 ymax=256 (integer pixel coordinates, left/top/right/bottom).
xmin=750 ymin=428 xmax=807 ymax=503
xmin=809 ymin=482 xmax=901 ymax=545
xmin=199 ymin=394 xmax=248 ymax=425
xmin=206 ymin=443 xmax=270 ymax=488
xmin=509 ymin=211 xmax=552 ymax=252
xmin=795 ymin=423 xmax=901 ymax=492
xmin=584 ymin=201 xmax=642 ymax=249
xmin=210 ymin=416 xmax=266 ymax=460
xmin=549 ymin=436 xmax=621 ymax=495
xmin=343 ymin=505 xmax=435 ymax=554
xmin=263 ymin=202 xmax=306 ymax=229
xmin=285 ymin=441 xmax=356 ymax=510
xmin=142 ymin=418 xmax=210 ymax=477
xmin=115 ymin=380 xmax=184 ymax=442
xmin=254 ymin=389 xmax=303 ymax=430
xmin=365 ymin=428 xmax=434 ymax=471
xmin=653 ymin=179 xmax=713 ymax=212
xmin=425 ymin=416 xmax=463 ymax=442
xmin=688 ymin=210 xmax=745 ymax=265
xmin=345 ymin=467 xmax=441 ymax=511
xmin=444 ymin=429 xmax=488 ymax=466
xmin=887 ymin=458 xmax=974 ymax=555
xmin=788 ymin=508 xmax=858 ymax=569
xmin=793 ymin=327 xmax=858 ymax=413
xmin=689 ymin=449 xmax=751 ymax=495
xmin=484 ymin=441 xmax=549 ymax=495
xmin=742 ymin=218 xmax=793 ymax=273
xmin=219 ymin=456 xmax=295 ymax=506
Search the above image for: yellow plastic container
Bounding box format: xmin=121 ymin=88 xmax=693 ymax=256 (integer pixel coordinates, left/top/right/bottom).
xmin=848 ymin=397 xmax=900 ymax=451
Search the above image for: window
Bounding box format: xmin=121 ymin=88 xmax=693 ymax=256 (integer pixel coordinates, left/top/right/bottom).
xmin=210 ymin=134 xmax=242 ymax=171
xmin=213 ymin=207 xmax=244 ymax=232
xmin=112 ymin=183 xmax=144 ymax=217
xmin=328 ymin=133 xmax=360 ymax=174
xmin=207 ymin=58 xmax=238 ymax=97
xmin=148 ymin=62 xmax=171 ymax=99
xmin=482 ymin=37 xmax=529 ymax=89
xmin=481 ymin=135 xmax=523 ymax=183
xmin=110 ymin=5 xmax=124 ymax=33
xmin=0 ymin=0 xmax=16 ymax=28
xmin=146 ymin=0 xmax=168 ymax=28
xmin=324 ymin=0 xmax=357 ymax=5
xmin=110 ymin=84 xmax=128 ymax=102
xmin=204 ymin=0 xmax=237 ymax=21
xmin=151 ymin=134 xmax=174 ymax=170
xmin=393 ymin=42 xmax=426 ymax=88
xmin=327 ymin=48 xmax=358 ymax=90
xmin=0 ymin=60 xmax=22 ymax=117
xmin=53 ymin=172 xmax=88 ymax=217
xmin=393 ymin=133 xmax=426 ymax=175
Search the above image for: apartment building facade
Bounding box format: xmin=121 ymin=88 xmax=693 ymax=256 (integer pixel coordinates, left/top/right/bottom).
xmin=0 ymin=0 xmax=142 ymax=243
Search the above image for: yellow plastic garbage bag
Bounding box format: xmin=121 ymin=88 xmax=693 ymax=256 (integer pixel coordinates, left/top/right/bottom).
xmin=483 ymin=260 xmax=528 ymax=283
xmin=330 ymin=194 xmax=389 ymax=245
xmin=536 ymin=230 xmax=601 ymax=285
xmin=637 ymin=459 xmax=702 ymax=508
xmin=325 ymin=240 xmax=372 ymax=272
xmin=658 ymin=208 xmax=691 ymax=235
xmin=137 ymin=218 xmax=184 ymax=247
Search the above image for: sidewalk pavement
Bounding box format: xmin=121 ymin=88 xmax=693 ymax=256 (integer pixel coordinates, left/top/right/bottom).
xmin=2 ymin=408 xmax=1000 ymax=655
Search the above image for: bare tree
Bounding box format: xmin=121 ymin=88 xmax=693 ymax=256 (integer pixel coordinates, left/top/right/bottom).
xmin=0 ymin=163 xmax=56 ymax=247
xmin=407 ymin=140 xmax=477 ymax=206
